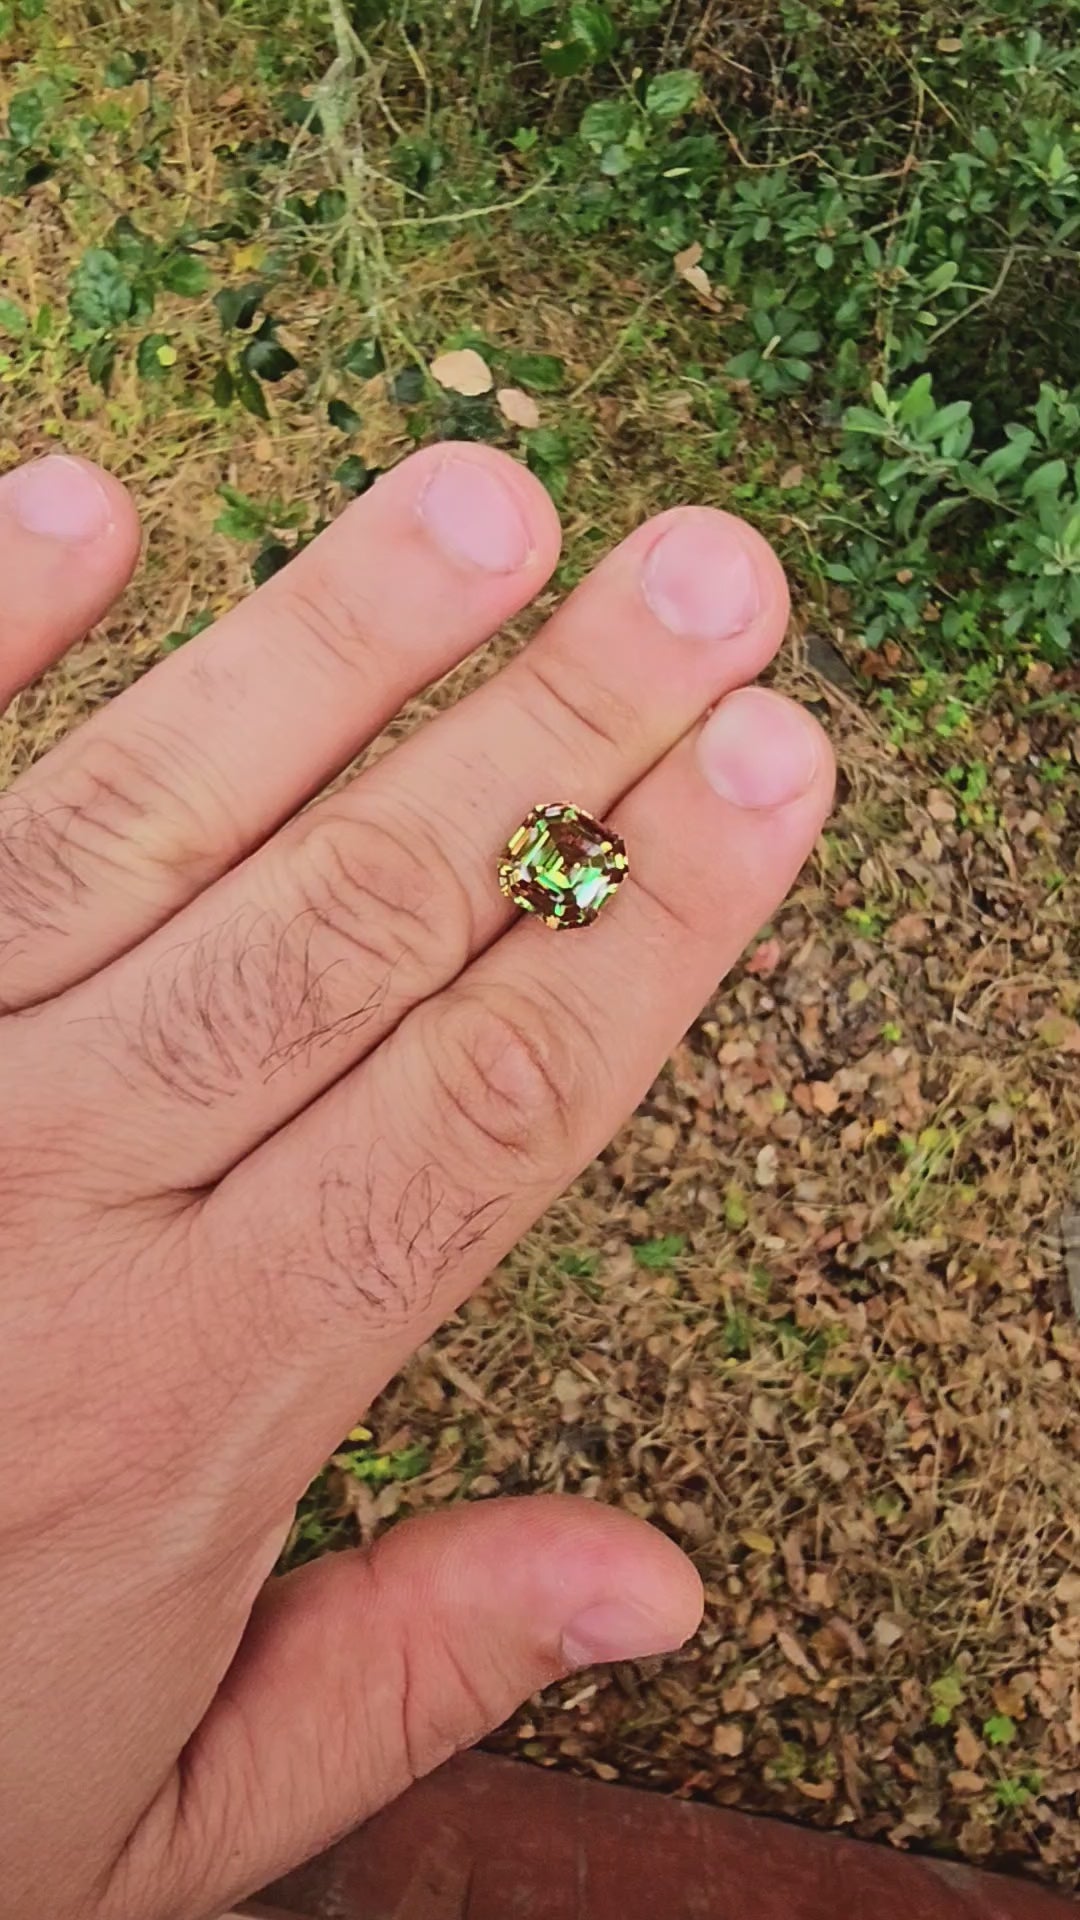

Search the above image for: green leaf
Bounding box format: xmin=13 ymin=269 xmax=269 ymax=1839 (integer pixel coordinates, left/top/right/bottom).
xmin=507 ymin=351 xmax=566 ymax=392
xmin=214 ymin=485 xmax=268 ymax=540
xmin=929 ymin=1671 xmax=965 ymax=1726
xmin=633 ymin=1233 xmax=686 ymax=1271
xmin=897 ymin=373 xmax=935 ymax=423
xmin=342 ymin=335 xmax=385 ymax=378
xmin=161 ymin=609 xmax=213 ymax=652
xmin=725 ymin=348 xmax=761 ymax=380
xmin=333 ymin=455 xmax=376 ymax=496
xmin=785 ymin=328 xmax=822 ymax=356
xmin=599 ymin=143 xmax=631 ymax=176
xmin=344 ymin=1441 xmax=429 ymax=1484
xmin=524 ymin=425 xmax=572 ymax=501
xmin=390 ymin=365 xmax=425 ymax=404
xmin=724 ymin=1184 xmax=749 ymax=1230
xmin=136 ymin=332 xmax=175 ymax=381
xmin=251 ymin=540 xmax=294 ymax=587
xmin=314 ymin=187 xmax=347 ymax=225
xmin=242 ymin=324 xmax=299 ymax=383
xmin=579 ymin=99 xmax=630 ymax=146
xmin=103 ymin=49 xmax=138 ymax=88
xmin=814 ymin=242 xmax=834 ymax=270
xmin=212 ymin=360 xmax=235 ymax=407
xmin=926 ymin=400 xmax=971 ymax=438
xmin=980 ymin=431 xmax=1035 ymax=482
xmin=558 ymin=1249 xmax=599 ymax=1277
xmin=567 ymin=1 xmax=617 ymax=58
xmin=544 ymin=1 xmax=617 ymax=71
xmin=86 ymin=336 xmax=118 ymax=391
xmin=644 ymin=69 xmax=699 ymax=121
xmin=0 ymin=296 xmax=27 ymax=337
xmin=161 ymin=253 xmax=210 ymax=297
xmin=843 ymin=405 xmax=890 ymax=436
xmin=69 ymin=249 xmax=133 ymax=330
xmin=214 ymin=283 xmax=263 ymax=332
xmin=1023 ymin=458 xmax=1067 ymax=497
xmin=7 ymin=87 xmax=45 ymax=150
xmin=104 ymin=215 xmax=154 ymax=270
xmin=542 ymin=37 xmax=589 ymax=76
xmin=923 ymin=259 xmax=959 ymax=295
xmin=233 ymin=360 xmax=270 ymax=419
xmin=328 ymin=397 xmax=360 ymax=433
xmin=983 ymin=1713 xmax=1017 ymax=1747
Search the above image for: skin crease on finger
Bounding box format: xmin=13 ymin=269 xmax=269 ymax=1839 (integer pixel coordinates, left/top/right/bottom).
xmin=0 ymin=445 xmax=833 ymax=1920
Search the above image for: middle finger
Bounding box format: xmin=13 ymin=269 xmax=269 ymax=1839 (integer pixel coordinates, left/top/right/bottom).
xmin=57 ymin=505 xmax=788 ymax=1190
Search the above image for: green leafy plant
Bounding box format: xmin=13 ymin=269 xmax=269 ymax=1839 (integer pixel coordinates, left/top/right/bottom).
xmin=726 ymin=296 xmax=823 ymax=398
xmin=995 ymin=1770 xmax=1042 ymax=1811
xmin=983 ymin=1713 xmax=1018 ymax=1747
xmin=633 ymin=1233 xmax=687 ymax=1270
xmin=929 ymin=1670 xmax=966 ymax=1727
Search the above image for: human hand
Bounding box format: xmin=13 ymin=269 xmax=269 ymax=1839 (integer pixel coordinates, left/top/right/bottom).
xmin=0 ymin=444 xmax=832 ymax=1919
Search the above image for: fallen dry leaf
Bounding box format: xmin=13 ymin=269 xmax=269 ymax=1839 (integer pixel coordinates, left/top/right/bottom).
xmin=496 ymin=385 xmax=541 ymax=430
xmin=673 ymin=240 xmax=722 ymax=310
xmin=779 ymin=464 xmax=805 ymax=489
xmin=750 ymin=1394 xmax=780 ymax=1436
xmin=746 ymin=1607 xmax=779 ymax=1648
xmin=810 ymin=1080 xmax=841 ymax=1116
xmin=777 ymin=1628 xmax=819 ymax=1677
xmin=741 ymin=1529 xmax=777 ymax=1556
xmin=746 ymin=936 xmax=783 ymax=976
xmin=954 ymin=1723 xmax=983 ymax=1770
xmin=711 ymin=1722 xmax=745 ymax=1759
xmin=1037 ymin=1013 xmax=1080 ymax=1054
xmin=1054 ymin=1571 xmax=1080 ymax=1608
xmin=949 ymin=1771 xmax=986 ymax=1796
xmin=674 ymin=242 xmax=703 ymax=273
xmin=873 ymin=1615 xmax=905 ymax=1650
xmin=795 ymin=1779 xmax=836 ymax=1803
xmin=430 ymin=347 xmax=493 ymax=396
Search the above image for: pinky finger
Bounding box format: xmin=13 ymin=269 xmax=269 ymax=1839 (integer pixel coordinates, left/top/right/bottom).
xmin=0 ymin=454 xmax=141 ymax=712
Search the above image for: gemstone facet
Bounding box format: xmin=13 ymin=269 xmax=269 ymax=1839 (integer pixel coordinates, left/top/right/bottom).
xmin=497 ymin=803 xmax=629 ymax=930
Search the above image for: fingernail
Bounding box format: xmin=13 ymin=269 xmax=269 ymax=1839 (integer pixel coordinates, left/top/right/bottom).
xmin=699 ymin=688 xmax=820 ymax=810
xmin=419 ymin=457 xmax=530 ymax=573
xmin=1 ymin=454 xmax=112 ymax=541
xmin=562 ymin=1601 xmax=694 ymax=1670
xmin=643 ymin=513 xmax=760 ymax=640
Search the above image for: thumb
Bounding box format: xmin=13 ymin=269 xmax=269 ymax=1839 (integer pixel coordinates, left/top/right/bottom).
xmin=130 ymin=1496 xmax=702 ymax=1919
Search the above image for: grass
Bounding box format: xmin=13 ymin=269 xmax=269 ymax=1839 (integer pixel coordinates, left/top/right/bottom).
xmin=2 ymin=0 xmax=1080 ymax=1888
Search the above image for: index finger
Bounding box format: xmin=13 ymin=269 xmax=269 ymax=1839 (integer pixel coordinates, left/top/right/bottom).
xmin=0 ymin=445 xmax=560 ymax=1008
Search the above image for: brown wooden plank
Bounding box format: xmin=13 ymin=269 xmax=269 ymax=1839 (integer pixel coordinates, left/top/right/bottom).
xmin=261 ymin=1753 xmax=1076 ymax=1920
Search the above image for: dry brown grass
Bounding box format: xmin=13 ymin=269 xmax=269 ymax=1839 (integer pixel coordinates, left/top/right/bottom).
xmin=2 ymin=2 xmax=1079 ymax=1886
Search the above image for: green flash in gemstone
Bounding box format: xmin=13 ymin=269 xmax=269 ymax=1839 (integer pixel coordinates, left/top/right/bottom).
xmin=497 ymin=802 xmax=629 ymax=930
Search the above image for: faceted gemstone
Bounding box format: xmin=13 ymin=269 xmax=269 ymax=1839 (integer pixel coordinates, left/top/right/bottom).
xmin=497 ymin=802 xmax=629 ymax=930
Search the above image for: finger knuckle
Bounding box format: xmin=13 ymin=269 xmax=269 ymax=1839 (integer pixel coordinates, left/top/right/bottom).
xmin=365 ymin=1546 xmax=505 ymax=1788
xmin=71 ymin=732 xmax=237 ymax=886
xmin=270 ymin=563 xmax=370 ymax=673
xmin=422 ymin=982 xmax=580 ymax=1166
xmin=297 ymin=806 xmax=474 ymax=986
xmin=521 ymin=648 xmax=643 ymax=758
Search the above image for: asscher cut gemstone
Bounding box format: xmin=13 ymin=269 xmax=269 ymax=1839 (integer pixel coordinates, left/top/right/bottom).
xmin=497 ymin=802 xmax=629 ymax=930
